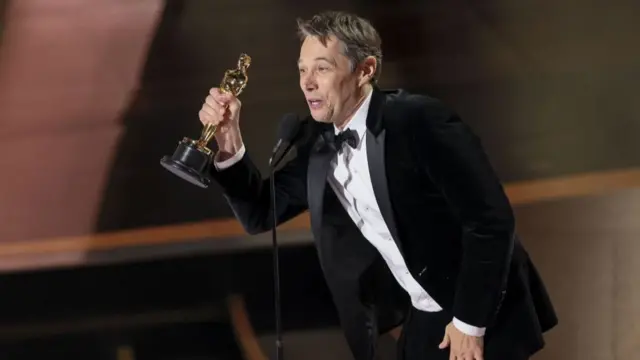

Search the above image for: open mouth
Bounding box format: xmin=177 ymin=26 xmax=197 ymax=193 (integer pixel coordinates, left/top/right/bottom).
xmin=307 ymin=99 xmax=323 ymax=109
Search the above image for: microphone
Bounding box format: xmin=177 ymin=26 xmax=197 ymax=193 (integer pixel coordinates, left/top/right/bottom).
xmin=268 ymin=112 xmax=303 ymax=360
xmin=269 ymin=113 xmax=302 ymax=168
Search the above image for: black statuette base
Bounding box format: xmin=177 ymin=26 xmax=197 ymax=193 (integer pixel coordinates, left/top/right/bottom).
xmin=160 ymin=139 xmax=212 ymax=188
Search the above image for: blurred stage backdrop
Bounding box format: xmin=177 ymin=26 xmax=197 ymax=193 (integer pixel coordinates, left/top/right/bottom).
xmin=0 ymin=1 xmax=638 ymax=359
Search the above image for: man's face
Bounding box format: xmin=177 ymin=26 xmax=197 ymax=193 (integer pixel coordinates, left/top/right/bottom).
xmin=298 ymin=35 xmax=362 ymax=125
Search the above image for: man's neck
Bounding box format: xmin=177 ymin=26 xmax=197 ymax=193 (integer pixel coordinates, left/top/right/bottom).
xmin=334 ymin=84 xmax=373 ymax=131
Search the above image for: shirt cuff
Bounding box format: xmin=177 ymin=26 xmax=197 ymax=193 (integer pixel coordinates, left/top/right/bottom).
xmin=453 ymin=317 xmax=486 ymax=337
xmin=213 ymin=144 xmax=246 ymax=170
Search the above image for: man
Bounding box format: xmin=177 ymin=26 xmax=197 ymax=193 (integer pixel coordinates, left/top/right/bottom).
xmin=199 ymin=11 xmax=557 ymax=360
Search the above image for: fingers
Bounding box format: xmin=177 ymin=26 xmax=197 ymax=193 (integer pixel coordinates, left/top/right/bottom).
xmin=439 ymin=323 xmax=451 ymax=350
xmin=209 ymin=87 xmax=237 ymax=105
xmin=439 ymin=332 xmax=450 ymax=349
xmin=474 ymin=348 xmax=484 ymax=360
xmin=444 ymin=341 xmax=483 ymax=360
xmin=450 ymin=352 xmax=475 ymax=360
xmin=205 ymin=95 xmax=227 ymax=115
xmin=445 ymin=347 xmax=483 ymax=360
xmin=459 ymin=354 xmax=481 ymax=360
xmin=199 ymin=87 xmax=241 ymax=126
xmin=439 ymin=322 xmax=483 ymax=360
xmin=199 ymin=96 xmax=225 ymax=126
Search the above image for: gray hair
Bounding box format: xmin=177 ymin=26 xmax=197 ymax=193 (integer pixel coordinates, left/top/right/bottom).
xmin=297 ymin=11 xmax=383 ymax=83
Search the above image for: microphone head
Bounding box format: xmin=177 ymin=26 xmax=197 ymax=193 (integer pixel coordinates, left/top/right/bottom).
xmin=277 ymin=113 xmax=302 ymax=142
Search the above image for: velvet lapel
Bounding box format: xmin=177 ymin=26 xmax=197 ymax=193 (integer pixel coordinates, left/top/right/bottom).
xmin=307 ymin=128 xmax=336 ymax=241
xmin=365 ymin=88 xmax=404 ymax=256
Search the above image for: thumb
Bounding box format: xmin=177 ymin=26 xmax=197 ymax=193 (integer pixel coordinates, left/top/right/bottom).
xmin=438 ymin=332 xmax=450 ymax=349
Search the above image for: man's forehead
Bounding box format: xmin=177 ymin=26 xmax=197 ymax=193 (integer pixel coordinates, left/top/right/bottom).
xmin=301 ymin=35 xmax=341 ymax=51
xmin=298 ymin=36 xmax=342 ymax=63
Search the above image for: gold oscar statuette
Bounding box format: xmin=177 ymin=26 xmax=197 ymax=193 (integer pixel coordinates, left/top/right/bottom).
xmin=160 ymin=53 xmax=251 ymax=188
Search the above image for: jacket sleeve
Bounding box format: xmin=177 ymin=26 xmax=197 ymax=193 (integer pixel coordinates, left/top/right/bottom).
xmin=414 ymin=97 xmax=515 ymax=329
xmin=208 ymin=144 xmax=309 ymax=235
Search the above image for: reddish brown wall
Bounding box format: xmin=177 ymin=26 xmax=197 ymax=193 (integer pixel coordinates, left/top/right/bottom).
xmin=0 ymin=0 xmax=162 ymax=242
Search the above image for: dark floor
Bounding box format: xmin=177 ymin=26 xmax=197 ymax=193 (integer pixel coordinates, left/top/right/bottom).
xmin=0 ymin=245 xmax=338 ymax=359
xmin=0 ymin=322 xmax=243 ymax=360
xmin=1 ymin=187 xmax=638 ymax=359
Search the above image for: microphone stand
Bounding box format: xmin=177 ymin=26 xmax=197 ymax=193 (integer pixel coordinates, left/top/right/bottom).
xmin=268 ymin=130 xmax=300 ymax=360
xmin=269 ymin=164 xmax=283 ymax=360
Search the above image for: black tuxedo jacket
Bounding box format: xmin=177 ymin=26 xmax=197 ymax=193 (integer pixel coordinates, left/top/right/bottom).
xmin=210 ymin=88 xmax=557 ymax=359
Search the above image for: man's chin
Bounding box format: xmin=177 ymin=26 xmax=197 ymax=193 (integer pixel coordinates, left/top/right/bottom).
xmin=310 ymin=111 xmax=331 ymax=123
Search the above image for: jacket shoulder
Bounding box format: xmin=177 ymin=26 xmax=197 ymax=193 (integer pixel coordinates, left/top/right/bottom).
xmin=381 ymin=89 xmax=455 ymax=128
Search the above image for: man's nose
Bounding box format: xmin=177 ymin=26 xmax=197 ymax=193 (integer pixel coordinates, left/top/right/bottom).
xmin=302 ymin=74 xmax=317 ymax=91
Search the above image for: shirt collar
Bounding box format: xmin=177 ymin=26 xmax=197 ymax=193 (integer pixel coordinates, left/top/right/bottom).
xmin=334 ymin=89 xmax=373 ymax=143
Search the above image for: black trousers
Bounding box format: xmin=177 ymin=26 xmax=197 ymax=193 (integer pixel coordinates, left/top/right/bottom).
xmin=397 ymin=307 xmax=530 ymax=360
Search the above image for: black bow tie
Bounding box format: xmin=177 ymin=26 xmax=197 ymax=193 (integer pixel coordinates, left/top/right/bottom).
xmin=331 ymin=129 xmax=358 ymax=151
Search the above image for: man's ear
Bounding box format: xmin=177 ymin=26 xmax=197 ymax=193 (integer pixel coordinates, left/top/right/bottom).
xmin=358 ymin=56 xmax=377 ymax=86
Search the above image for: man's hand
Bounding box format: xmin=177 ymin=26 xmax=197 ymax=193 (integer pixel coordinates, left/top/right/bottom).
xmin=199 ymin=87 xmax=244 ymax=160
xmin=199 ymin=87 xmax=242 ymax=135
xmin=439 ymin=321 xmax=484 ymax=360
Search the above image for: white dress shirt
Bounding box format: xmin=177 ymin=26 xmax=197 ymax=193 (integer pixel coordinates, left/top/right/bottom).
xmin=214 ymin=91 xmax=485 ymax=337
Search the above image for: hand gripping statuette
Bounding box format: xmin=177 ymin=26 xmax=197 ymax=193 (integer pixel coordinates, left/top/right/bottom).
xmin=160 ymin=53 xmax=251 ymax=188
